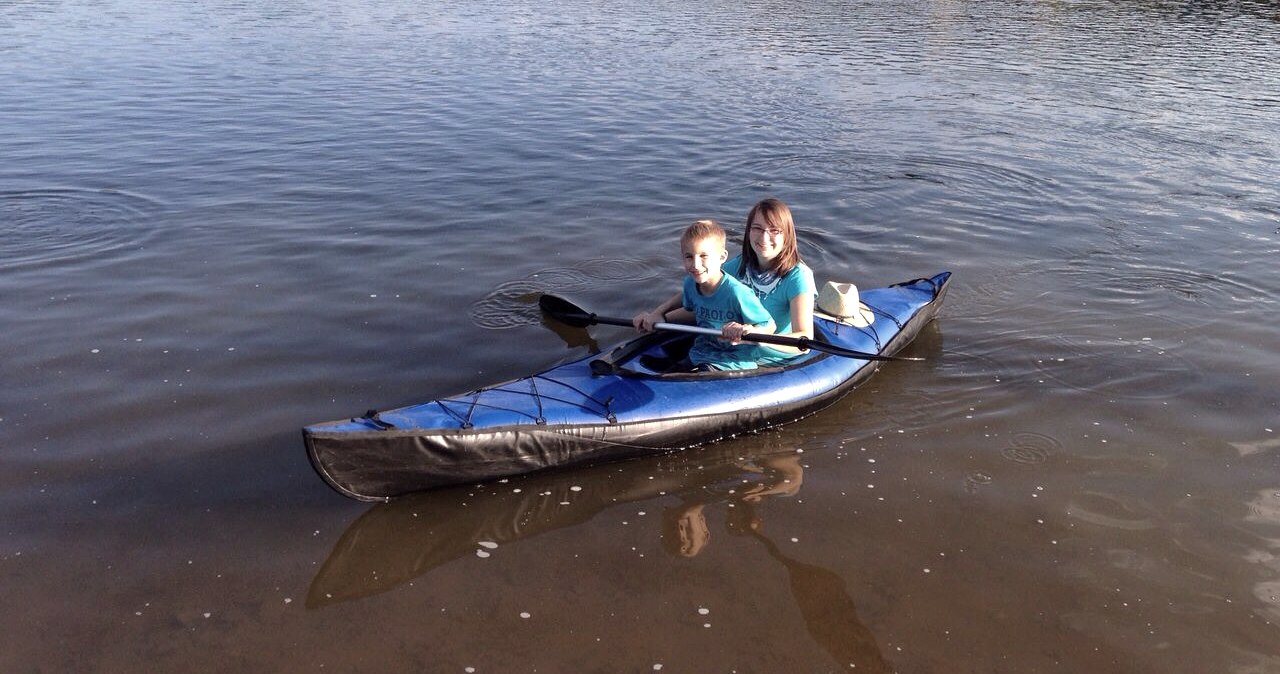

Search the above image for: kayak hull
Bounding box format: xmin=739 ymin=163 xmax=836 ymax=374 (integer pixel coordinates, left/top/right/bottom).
xmin=305 ymin=272 xmax=951 ymax=501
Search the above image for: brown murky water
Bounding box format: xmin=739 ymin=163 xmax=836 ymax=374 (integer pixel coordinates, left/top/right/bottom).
xmin=3 ymin=0 xmax=1278 ymax=671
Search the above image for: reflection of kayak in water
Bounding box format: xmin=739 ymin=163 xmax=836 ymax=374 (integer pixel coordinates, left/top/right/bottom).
xmin=304 ymin=273 xmax=952 ymax=501
xmin=307 ymin=442 xmax=800 ymax=608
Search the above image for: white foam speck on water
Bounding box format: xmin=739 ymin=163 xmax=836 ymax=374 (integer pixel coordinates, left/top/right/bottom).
xmin=638 ymin=511 xmax=646 ymax=516
xmin=203 ymin=612 xmax=211 ymax=618
xmin=697 ymin=607 xmax=709 ymax=615
xmin=570 ymin=485 xmax=583 ymax=492
xmin=478 ymin=541 xmax=498 ymax=549
xmin=476 ymin=550 xmax=490 ymax=558
xmin=284 ymin=598 xmax=292 ymax=604
xmin=465 ymin=668 xmax=476 ymax=673
xmin=520 ymin=611 xmax=531 ymax=619
xmin=227 ymin=347 xmax=235 ymax=351
xmin=703 ymin=623 xmax=711 ymax=628
xmin=791 ymin=537 xmax=799 ymax=543
xmin=653 ymin=665 xmax=663 ymax=671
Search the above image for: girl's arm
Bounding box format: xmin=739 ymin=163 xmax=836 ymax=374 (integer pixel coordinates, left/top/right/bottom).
xmin=782 ymin=290 xmax=816 ymax=341
xmin=754 ymin=291 xmax=815 ymax=353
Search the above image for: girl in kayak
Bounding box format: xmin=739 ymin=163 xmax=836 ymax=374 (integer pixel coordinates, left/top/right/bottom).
xmin=662 ymin=219 xmax=775 ymax=371
xmin=634 ymin=198 xmax=816 ymax=365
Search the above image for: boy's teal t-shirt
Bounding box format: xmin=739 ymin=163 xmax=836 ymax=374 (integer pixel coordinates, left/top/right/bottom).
xmin=724 ymin=255 xmax=817 ymax=365
xmin=681 ymin=273 xmax=774 ymax=370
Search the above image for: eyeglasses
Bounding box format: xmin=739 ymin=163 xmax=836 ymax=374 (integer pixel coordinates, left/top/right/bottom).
xmin=749 ymin=225 xmax=785 ymax=237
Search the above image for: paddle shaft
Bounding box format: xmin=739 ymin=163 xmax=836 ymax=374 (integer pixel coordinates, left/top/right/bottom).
xmin=571 ymin=311 xmax=920 ymax=362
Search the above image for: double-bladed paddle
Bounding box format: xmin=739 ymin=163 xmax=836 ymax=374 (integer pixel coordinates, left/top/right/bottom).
xmin=538 ymin=294 xmax=923 ymax=363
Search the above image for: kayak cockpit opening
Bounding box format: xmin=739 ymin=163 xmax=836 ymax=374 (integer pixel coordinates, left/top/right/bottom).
xmin=591 ymin=331 xmax=827 ymax=380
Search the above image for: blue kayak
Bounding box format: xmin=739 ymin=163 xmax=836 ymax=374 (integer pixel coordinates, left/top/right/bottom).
xmin=305 ymin=272 xmax=951 ymax=501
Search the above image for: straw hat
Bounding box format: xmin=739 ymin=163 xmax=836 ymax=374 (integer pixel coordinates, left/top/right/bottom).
xmin=815 ymin=281 xmax=874 ymax=327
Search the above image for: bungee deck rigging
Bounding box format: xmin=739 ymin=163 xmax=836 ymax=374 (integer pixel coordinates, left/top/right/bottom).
xmin=431 ymin=375 xmax=619 ymax=429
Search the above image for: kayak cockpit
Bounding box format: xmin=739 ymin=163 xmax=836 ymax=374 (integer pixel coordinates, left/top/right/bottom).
xmin=586 ymin=331 xmax=827 ymax=380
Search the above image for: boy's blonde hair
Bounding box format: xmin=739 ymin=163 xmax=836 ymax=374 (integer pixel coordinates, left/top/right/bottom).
xmin=681 ymin=219 xmax=726 ymax=248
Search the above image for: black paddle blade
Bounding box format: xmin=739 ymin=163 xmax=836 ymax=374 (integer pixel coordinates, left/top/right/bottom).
xmin=538 ymin=294 xmax=595 ymax=327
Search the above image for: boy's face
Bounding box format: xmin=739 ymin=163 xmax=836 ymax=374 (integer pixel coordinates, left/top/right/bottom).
xmin=674 ymin=506 xmax=709 ymax=557
xmin=681 ymin=235 xmax=727 ymax=286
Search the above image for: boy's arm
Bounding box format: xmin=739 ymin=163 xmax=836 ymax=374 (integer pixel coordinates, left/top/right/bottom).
xmin=664 ymin=307 xmax=694 ymax=324
xmin=632 ymin=290 xmax=688 ymax=331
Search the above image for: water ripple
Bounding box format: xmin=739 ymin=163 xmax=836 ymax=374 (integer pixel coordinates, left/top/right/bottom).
xmin=1058 ymin=254 xmax=1270 ymax=310
xmin=1000 ymin=432 xmax=1061 ymax=465
xmin=963 ymin=471 xmax=993 ymax=494
xmin=1 ymin=187 xmax=165 ymax=271
xmin=1065 ymin=491 xmax=1158 ymax=531
xmin=1031 ymin=333 xmax=1199 ymax=401
xmin=469 ymin=257 xmax=667 ymax=329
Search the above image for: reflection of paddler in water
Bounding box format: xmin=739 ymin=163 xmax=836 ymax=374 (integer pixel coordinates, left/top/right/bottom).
xmin=742 ymin=506 xmax=891 ymax=673
xmin=661 ymin=454 xmax=891 ymax=673
xmin=309 ymin=443 xmax=888 ymax=669
xmin=660 ymin=453 xmax=803 ymax=558
xmin=308 ymin=441 xmax=800 ymax=608
xmin=661 ymin=502 xmax=711 ymax=557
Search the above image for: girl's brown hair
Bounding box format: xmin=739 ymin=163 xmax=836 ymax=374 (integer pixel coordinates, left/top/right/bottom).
xmin=739 ymin=198 xmax=801 ymax=276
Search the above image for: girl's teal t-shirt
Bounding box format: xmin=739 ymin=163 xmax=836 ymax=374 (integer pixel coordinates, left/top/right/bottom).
xmin=723 ymin=255 xmax=817 ymax=364
xmin=723 ymin=255 xmax=816 ymax=332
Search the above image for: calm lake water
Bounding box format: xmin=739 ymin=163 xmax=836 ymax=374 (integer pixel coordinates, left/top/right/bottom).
xmin=4 ymin=0 xmax=1279 ymax=671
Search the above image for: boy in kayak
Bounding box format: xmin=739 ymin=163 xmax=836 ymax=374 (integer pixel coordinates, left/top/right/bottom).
xmin=644 ymin=219 xmax=775 ymax=371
